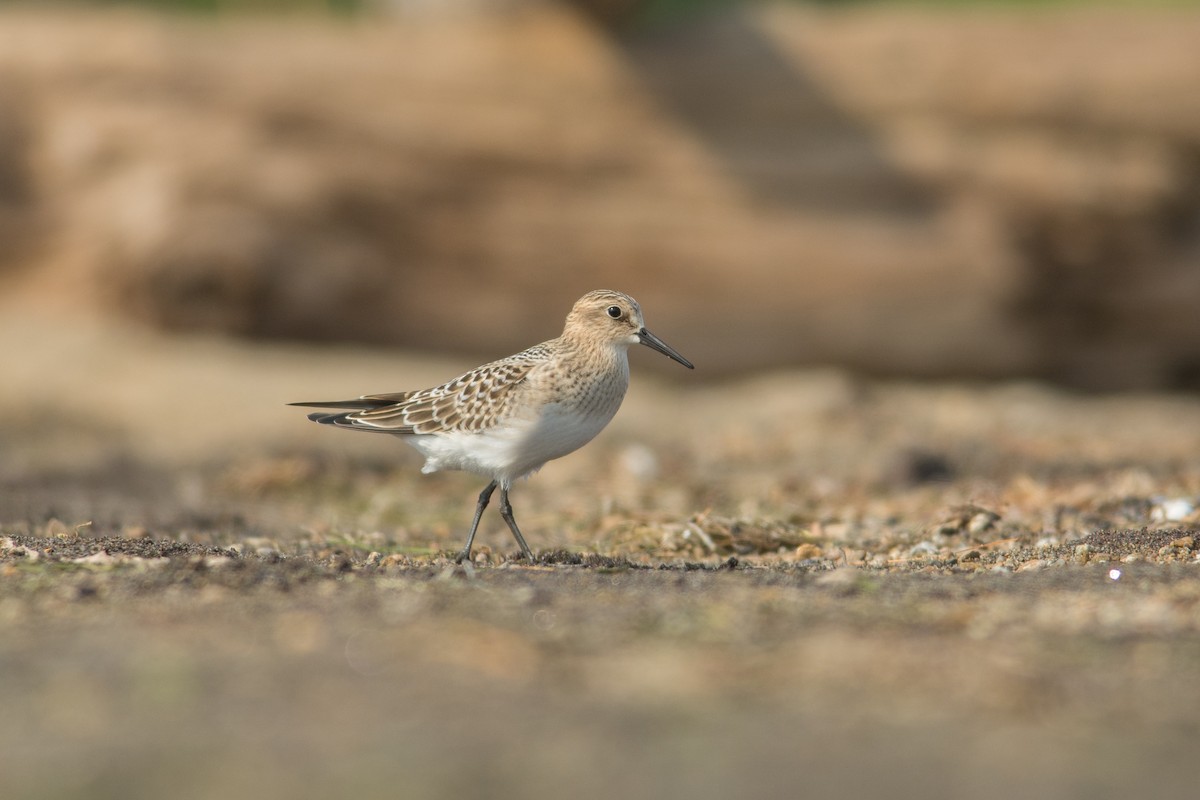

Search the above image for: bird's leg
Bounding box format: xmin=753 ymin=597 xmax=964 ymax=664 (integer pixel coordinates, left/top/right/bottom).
xmin=456 ymin=480 xmax=497 ymax=563
xmin=498 ymin=486 xmax=535 ymax=562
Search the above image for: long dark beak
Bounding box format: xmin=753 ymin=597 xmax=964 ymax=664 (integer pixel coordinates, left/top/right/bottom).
xmin=638 ymin=327 xmax=694 ymax=369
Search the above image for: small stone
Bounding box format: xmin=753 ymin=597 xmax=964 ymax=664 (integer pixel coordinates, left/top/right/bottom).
xmin=1170 ymin=536 xmax=1195 ymax=550
xmin=1151 ymin=499 xmax=1195 ymax=523
xmin=933 ymin=504 xmax=999 ymax=537
xmin=1074 ymin=544 xmax=1090 ymax=560
xmin=908 ymin=540 xmax=939 ymax=557
xmin=967 ymin=511 xmax=999 ymax=535
xmin=960 ymin=549 xmax=982 ymax=562
xmin=794 ymin=543 xmax=822 ymax=560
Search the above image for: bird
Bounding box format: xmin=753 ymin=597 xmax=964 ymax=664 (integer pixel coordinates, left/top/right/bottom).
xmin=290 ymin=289 xmax=694 ymax=563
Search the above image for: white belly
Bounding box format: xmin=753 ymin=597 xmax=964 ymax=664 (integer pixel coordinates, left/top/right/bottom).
xmin=403 ymin=400 xmax=621 ymax=486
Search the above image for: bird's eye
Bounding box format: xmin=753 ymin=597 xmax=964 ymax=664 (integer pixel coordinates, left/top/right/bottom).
xmin=606 ymin=305 xmax=622 ymax=319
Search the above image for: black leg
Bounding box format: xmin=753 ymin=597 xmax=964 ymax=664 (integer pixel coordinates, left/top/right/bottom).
xmin=456 ymin=481 xmax=497 ymax=563
xmin=498 ymin=486 xmax=535 ymax=562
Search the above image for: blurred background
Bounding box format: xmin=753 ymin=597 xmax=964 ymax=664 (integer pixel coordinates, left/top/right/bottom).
xmin=3 ymin=0 xmax=1200 ymax=390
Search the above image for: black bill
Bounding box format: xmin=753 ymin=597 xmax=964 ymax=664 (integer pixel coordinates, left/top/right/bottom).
xmin=637 ymin=328 xmax=694 ymax=369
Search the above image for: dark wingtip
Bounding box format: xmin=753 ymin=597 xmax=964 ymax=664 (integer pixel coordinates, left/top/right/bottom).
xmin=289 ymin=397 xmax=405 ymax=410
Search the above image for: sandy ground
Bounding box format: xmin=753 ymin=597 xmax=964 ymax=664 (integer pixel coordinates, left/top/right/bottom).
xmin=4 ymin=310 xmax=1200 ymax=799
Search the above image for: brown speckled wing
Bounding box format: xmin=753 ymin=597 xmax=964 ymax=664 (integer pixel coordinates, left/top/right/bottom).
xmin=331 ymin=344 xmax=550 ymax=435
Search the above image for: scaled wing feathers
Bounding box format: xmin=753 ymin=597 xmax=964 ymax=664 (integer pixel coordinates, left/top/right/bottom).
xmin=290 ymin=348 xmax=546 ymax=436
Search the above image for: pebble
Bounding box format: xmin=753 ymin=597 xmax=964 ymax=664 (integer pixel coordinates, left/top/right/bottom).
xmin=1151 ymin=498 xmax=1195 ymax=523
xmin=908 ymin=541 xmax=939 ymax=556
xmin=967 ymin=511 xmax=1000 ymax=535
xmin=794 ymin=543 xmax=822 ymax=560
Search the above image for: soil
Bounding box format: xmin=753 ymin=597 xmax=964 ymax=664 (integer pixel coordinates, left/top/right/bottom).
xmin=4 ymin=311 xmax=1200 ymax=799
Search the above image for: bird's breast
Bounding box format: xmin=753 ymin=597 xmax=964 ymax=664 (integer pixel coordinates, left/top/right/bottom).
xmin=503 ymin=357 xmax=629 ymax=476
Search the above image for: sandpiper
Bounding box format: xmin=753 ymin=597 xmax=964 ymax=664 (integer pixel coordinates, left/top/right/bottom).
xmin=291 ymin=289 xmax=693 ymax=562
